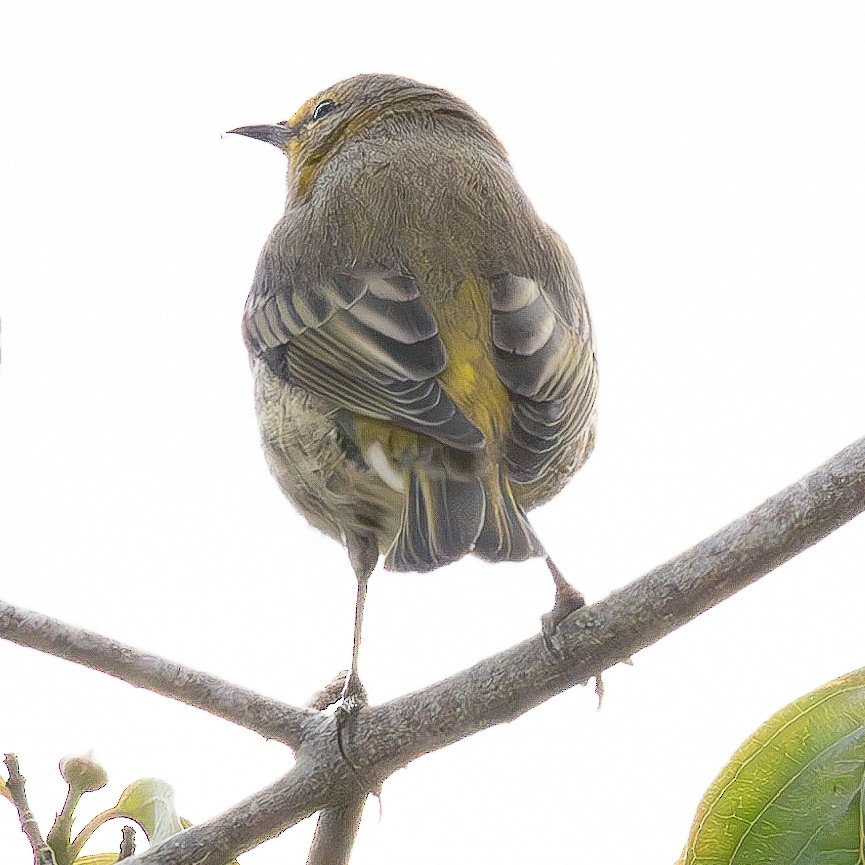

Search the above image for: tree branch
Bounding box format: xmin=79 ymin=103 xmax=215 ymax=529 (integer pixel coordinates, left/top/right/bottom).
xmin=306 ymin=795 xmax=367 ymax=865
xmin=132 ymin=743 xmax=358 ymax=865
xmin=3 ymin=754 xmax=57 ymax=865
xmin=118 ymin=825 xmax=137 ymax=861
xmin=0 ymin=606 xmax=316 ymax=750
xmin=2 ymin=436 xmax=864 ymax=865
xmin=350 ymin=433 xmax=865 ymax=775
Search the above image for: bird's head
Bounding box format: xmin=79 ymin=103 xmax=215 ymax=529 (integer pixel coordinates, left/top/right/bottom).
xmin=228 ymin=74 xmax=494 ymax=196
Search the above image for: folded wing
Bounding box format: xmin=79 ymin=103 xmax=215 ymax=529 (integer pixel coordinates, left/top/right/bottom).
xmin=244 ymin=266 xmax=486 ymax=452
xmin=490 ymin=263 xmax=597 ymax=485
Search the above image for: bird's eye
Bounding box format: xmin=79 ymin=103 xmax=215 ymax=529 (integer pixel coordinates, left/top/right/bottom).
xmin=311 ymin=100 xmax=336 ymax=122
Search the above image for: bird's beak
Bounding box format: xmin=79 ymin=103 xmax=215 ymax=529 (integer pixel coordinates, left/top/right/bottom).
xmin=226 ymin=123 xmax=295 ymax=148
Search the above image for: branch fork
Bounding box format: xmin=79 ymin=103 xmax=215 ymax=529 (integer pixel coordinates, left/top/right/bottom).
xmin=1 ymin=436 xmax=863 ymax=864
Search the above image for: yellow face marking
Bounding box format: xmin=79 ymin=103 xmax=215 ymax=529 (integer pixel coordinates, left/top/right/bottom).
xmin=287 ymin=94 xmax=323 ymax=127
xmin=286 ymin=94 xmax=384 ymax=196
xmin=281 ymin=94 xmax=336 ymax=191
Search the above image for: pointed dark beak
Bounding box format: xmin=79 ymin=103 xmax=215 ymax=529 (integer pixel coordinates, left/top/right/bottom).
xmin=226 ymin=124 xmax=295 ymax=148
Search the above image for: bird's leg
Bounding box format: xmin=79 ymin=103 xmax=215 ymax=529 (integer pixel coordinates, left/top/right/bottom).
xmin=540 ymin=555 xmax=585 ymax=648
xmin=340 ymin=569 xmax=369 ymax=712
xmin=337 ymin=533 xmax=378 ymax=717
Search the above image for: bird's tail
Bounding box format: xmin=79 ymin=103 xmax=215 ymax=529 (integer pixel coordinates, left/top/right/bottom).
xmin=473 ymin=467 xmax=545 ymax=563
xmin=384 ymin=459 xmax=543 ymax=572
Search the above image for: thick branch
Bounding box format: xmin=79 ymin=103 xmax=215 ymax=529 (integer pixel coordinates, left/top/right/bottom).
xmin=351 ymin=434 xmax=865 ymax=774
xmin=128 ymin=435 xmax=865 ymax=864
xmin=2 ymin=436 xmax=864 ymax=865
xmin=306 ymin=795 xmax=367 ymax=865
xmin=132 ymin=730 xmax=362 ymax=865
xmin=0 ymin=606 xmax=316 ymax=750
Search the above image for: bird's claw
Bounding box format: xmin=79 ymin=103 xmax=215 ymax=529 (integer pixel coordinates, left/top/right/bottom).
xmin=334 ymin=671 xmax=369 ymax=784
xmin=541 ymin=558 xmax=586 ymax=658
xmin=335 ymin=671 xmax=368 ymax=720
xmin=541 ymin=611 xmax=564 ymax=656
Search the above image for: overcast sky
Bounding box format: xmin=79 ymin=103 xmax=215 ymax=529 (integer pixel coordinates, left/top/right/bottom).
xmin=2 ymin=2 xmax=864 ymax=863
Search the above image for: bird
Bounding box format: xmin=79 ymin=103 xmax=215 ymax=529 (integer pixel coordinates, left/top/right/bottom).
xmin=229 ymin=74 xmax=598 ymax=707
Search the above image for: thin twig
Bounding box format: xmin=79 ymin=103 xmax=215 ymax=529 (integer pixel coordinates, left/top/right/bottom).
xmin=0 ymin=609 xmax=316 ymax=750
xmin=306 ymin=795 xmax=368 ymax=865
xmin=119 ymin=825 xmax=137 ymax=860
xmin=3 ymin=754 xmax=57 ymax=865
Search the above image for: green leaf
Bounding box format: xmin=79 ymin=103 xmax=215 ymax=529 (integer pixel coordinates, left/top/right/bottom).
xmin=679 ymin=667 xmax=865 ymax=864
xmin=68 ymin=779 xmax=182 ymax=862
xmin=67 ymin=778 xmax=240 ymax=864
xmin=114 ymin=779 xmax=184 ymax=845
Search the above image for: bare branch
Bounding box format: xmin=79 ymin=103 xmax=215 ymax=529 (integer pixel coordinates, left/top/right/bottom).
xmin=352 ymin=434 xmax=865 ymax=775
xmin=131 ymin=744 xmax=358 ymax=865
xmin=119 ymin=825 xmax=137 ymax=861
xmin=124 ymin=435 xmax=865 ymax=865
xmin=305 ymin=671 xmax=349 ymax=711
xmin=3 ymin=754 xmax=57 ymax=865
xmin=306 ymin=795 xmax=368 ymax=865
xmin=0 ymin=607 xmax=316 ymax=750
xmin=3 ymin=436 xmax=864 ymax=865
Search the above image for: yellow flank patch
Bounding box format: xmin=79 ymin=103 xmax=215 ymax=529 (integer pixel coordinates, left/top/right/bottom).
xmin=436 ymin=279 xmax=510 ymax=441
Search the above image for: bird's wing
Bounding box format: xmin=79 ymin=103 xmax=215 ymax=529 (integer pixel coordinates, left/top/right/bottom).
xmin=490 ymin=245 xmax=598 ymax=483
xmin=243 ymin=265 xmax=486 ymax=452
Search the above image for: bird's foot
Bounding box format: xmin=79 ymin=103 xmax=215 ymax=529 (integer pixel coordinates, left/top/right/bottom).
xmin=541 ymin=556 xmax=585 ymax=655
xmin=333 ymin=671 xmax=369 ymax=784
xmin=334 ymin=670 xmax=368 ymax=720
xmin=305 ymin=671 xmax=350 ymax=711
xmin=304 ymin=670 xmax=368 ymax=717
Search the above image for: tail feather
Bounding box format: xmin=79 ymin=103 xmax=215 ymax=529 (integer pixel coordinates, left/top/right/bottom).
xmin=384 ymin=465 xmax=485 ymax=572
xmin=473 ymin=470 xmax=545 ymax=562
xmin=385 ymin=458 xmax=544 ymax=571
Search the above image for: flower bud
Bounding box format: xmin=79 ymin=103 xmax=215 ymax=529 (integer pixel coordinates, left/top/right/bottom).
xmin=60 ymin=753 xmax=108 ymax=792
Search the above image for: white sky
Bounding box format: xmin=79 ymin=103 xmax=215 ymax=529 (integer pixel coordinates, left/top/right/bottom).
xmin=2 ymin=2 xmax=864 ymax=863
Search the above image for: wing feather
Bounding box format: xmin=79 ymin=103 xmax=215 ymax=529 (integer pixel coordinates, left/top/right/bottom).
xmin=244 ymin=265 xmax=486 ymax=452
xmin=491 ymin=266 xmax=597 ymax=483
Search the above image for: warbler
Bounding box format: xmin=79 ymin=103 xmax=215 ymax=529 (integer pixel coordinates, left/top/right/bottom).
xmin=229 ymin=74 xmax=598 ymax=700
